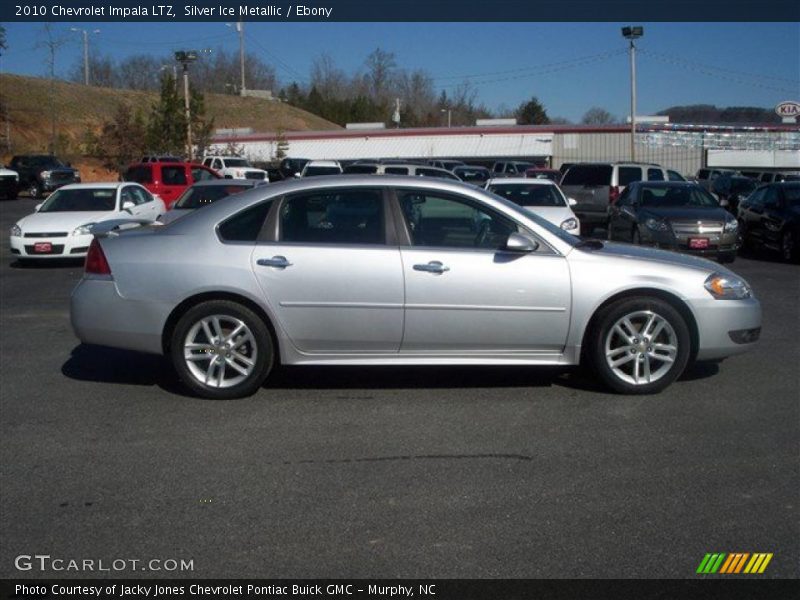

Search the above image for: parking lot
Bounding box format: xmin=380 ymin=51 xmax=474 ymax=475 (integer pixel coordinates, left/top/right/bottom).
xmin=0 ymin=194 xmax=797 ymax=578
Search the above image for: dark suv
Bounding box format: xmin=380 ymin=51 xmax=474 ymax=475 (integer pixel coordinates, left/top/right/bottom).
xmin=9 ymin=155 xmax=81 ymax=199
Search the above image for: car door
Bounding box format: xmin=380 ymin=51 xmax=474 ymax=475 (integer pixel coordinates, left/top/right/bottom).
xmin=760 ymin=186 xmax=786 ymax=249
xmin=129 ymin=185 xmax=161 ymax=220
xmin=608 ymin=186 xmax=638 ymax=240
xmin=394 ymin=188 xmax=571 ymax=353
xmin=250 ymin=187 xmax=404 ymax=353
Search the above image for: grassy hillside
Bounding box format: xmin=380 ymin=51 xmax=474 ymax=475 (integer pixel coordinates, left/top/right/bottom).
xmin=0 ymin=73 xmax=340 ymax=157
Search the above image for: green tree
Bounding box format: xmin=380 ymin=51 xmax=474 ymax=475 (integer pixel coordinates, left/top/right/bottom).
xmin=189 ymin=87 xmax=214 ymax=159
xmin=274 ymin=128 xmax=289 ymax=163
xmin=96 ymin=104 xmax=148 ymax=171
xmin=146 ymin=73 xmax=186 ymax=155
xmin=515 ymin=96 xmax=550 ymax=125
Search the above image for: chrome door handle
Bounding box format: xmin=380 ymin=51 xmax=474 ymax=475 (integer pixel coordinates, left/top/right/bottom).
xmin=413 ymin=261 xmax=450 ymax=274
xmin=257 ymin=255 xmax=293 ymax=268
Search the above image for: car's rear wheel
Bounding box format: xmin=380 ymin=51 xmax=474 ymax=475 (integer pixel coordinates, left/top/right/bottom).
xmin=171 ymin=300 xmax=274 ymax=399
xmin=590 ymin=297 xmax=691 ymax=394
xmin=28 ymin=182 xmax=41 ymax=199
xmin=781 ymin=230 xmax=798 ymax=263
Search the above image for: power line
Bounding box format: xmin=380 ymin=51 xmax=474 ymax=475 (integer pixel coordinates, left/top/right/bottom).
xmin=243 ymin=32 xmax=308 ymax=82
xmin=430 ymin=49 xmax=625 ymax=82
xmin=641 ymin=49 xmax=800 ymax=85
xmin=640 ymin=50 xmax=799 ymax=95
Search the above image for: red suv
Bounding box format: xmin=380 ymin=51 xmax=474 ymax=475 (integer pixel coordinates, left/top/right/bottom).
xmin=123 ymin=162 xmax=220 ymax=208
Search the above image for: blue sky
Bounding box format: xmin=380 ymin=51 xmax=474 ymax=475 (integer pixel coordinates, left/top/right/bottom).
xmin=2 ymin=22 xmax=798 ymax=122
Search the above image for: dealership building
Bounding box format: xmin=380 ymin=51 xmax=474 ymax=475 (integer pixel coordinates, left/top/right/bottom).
xmin=210 ymin=123 xmax=800 ymax=176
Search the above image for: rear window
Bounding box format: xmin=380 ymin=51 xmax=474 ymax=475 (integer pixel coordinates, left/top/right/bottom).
xmin=175 ymin=185 xmax=251 ymax=209
xmin=161 ymin=166 xmax=187 ymax=185
xmin=343 ymin=165 xmax=378 ymax=174
xmin=487 ymin=184 xmax=566 ymax=207
xmin=125 ymin=165 xmax=153 ymax=184
xmin=384 ymin=167 xmax=409 ymax=175
xmin=618 ymin=167 xmax=643 ymax=186
xmin=561 ymin=165 xmax=613 ymax=186
xmin=303 ymin=166 xmax=341 ymax=177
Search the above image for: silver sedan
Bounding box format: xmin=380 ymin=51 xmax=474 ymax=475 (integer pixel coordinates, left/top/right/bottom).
xmin=70 ymin=176 xmax=762 ymax=399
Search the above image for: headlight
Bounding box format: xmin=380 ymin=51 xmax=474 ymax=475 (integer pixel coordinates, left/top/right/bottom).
xmin=704 ymin=272 xmax=752 ymax=300
xmin=74 ymin=170 xmax=81 ymax=179
xmin=41 ymin=170 xmax=52 ymax=179
xmin=560 ymin=217 xmax=579 ymax=231
xmin=724 ymin=220 xmax=738 ymax=232
xmin=71 ymin=223 xmax=96 ymax=236
xmin=10 ymin=224 xmax=21 ymax=237
xmin=645 ymin=218 xmax=669 ymax=232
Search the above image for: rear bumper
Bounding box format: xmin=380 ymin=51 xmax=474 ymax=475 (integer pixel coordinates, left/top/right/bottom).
xmin=693 ymin=296 xmax=762 ymax=360
xmin=70 ymin=277 xmax=168 ymax=355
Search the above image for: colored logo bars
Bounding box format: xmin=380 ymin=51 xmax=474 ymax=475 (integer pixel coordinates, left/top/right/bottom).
xmin=697 ymin=553 xmax=773 ymax=574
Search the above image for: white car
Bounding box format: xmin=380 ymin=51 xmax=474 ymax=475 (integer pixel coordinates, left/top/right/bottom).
xmin=485 ymin=178 xmax=580 ymax=235
xmin=9 ymin=182 xmax=165 ymax=261
xmin=300 ymin=160 xmax=343 ymax=177
xmin=201 ymin=156 xmax=269 ymax=181
xmin=0 ymin=165 xmax=19 ymax=199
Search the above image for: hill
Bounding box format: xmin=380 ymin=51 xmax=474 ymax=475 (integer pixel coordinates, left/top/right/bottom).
xmin=0 ymin=73 xmax=340 ymax=158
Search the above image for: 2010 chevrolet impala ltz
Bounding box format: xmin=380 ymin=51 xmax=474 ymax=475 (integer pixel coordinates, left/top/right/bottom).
xmin=70 ymin=175 xmax=762 ymax=399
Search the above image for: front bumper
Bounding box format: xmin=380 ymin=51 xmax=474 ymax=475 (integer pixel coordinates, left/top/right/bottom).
xmin=10 ymin=233 xmax=93 ymax=258
xmin=71 ymin=277 xmax=168 ymax=355
xmin=641 ymin=229 xmax=740 ymax=258
xmin=692 ymin=296 xmax=762 ymax=361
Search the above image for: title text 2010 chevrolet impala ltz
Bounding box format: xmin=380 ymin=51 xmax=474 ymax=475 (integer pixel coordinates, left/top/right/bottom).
xmin=70 ymin=176 xmax=762 ymax=399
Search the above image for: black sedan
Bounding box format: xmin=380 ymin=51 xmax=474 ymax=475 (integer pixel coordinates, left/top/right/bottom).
xmin=608 ymin=181 xmax=740 ymax=263
xmin=737 ymin=182 xmax=800 ymax=263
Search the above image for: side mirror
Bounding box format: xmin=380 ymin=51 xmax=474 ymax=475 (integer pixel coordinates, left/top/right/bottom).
xmin=504 ymin=232 xmax=539 ymax=253
xmin=35 ymin=203 xmax=43 ymax=211
xmin=122 ymin=200 xmax=135 ymax=212
xmin=568 ymin=197 xmax=577 ymax=206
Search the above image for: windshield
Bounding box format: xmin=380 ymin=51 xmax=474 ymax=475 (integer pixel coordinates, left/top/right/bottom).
xmin=562 ymin=165 xmax=612 ymax=186
xmin=455 ymin=168 xmax=489 ymax=182
xmin=488 ymin=183 xmax=567 ymax=207
xmin=731 ymin=180 xmax=757 ymax=194
xmin=784 ymin=186 xmax=800 ymax=206
xmin=38 ymin=188 xmax=116 ymax=212
xmin=641 ymin=186 xmax=719 ymax=208
xmin=224 ymin=158 xmax=250 ymax=168
xmin=174 ymin=185 xmax=250 ymax=209
xmin=33 ymin=156 xmax=66 ymax=168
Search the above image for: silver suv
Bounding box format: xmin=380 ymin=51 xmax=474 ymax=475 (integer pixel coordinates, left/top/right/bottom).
xmin=560 ymin=162 xmax=669 ymax=235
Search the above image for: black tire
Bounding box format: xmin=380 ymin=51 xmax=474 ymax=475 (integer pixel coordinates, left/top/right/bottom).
xmin=589 ymin=296 xmax=691 ymax=395
xmin=631 ymin=228 xmax=641 ymax=245
xmin=780 ymin=230 xmax=799 ymax=264
xmin=170 ymin=300 xmax=274 ymax=399
xmin=28 ymin=181 xmax=41 ymax=199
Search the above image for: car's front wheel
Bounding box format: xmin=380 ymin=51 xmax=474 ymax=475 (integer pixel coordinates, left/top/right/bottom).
xmin=28 ymin=182 xmax=41 ymax=199
xmin=590 ymin=297 xmax=691 ymax=394
xmin=170 ymin=300 xmax=274 ymax=399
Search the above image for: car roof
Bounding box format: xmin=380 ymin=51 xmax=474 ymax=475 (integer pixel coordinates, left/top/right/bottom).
xmin=189 ymin=179 xmax=258 ymax=187
xmin=629 ymin=181 xmax=698 ymax=188
xmin=305 ymin=160 xmax=341 ymax=167
xmin=486 ymin=177 xmax=556 ymax=186
xmin=57 ymin=182 xmax=128 ymax=190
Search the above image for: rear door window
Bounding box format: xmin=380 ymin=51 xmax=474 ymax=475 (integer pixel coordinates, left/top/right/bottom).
xmin=161 ymin=166 xmax=188 ymax=186
xmin=125 ymin=165 xmax=153 ymax=184
xmin=647 ymin=168 xmax=665 ymax=181
xmin=279 ymin=189 xmax=385 ymax=245
xmin=618 ymin=167 xmax=643 ymax=186
xmin=561 ymin=165 xmax=613 ymax=186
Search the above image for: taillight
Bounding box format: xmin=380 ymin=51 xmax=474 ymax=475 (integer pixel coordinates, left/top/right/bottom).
xmin=609 ymin=185 xmax=620 ymax=204
xmin=85 ymin=239 xmax=111 ymax=275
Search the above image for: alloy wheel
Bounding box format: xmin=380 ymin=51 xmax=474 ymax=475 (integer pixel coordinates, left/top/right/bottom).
xmin=604 ymin=310 xmax=678 ymax=386
xmin=183 ymin=315 xmax=258 ymax=389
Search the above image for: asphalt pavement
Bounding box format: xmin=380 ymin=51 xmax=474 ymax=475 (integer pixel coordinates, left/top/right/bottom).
xmin=0 ymin=196 xmax=797 ymax=579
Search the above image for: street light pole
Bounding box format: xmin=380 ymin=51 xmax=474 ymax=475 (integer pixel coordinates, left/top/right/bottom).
xmin=622 ymin=26 xmax=643 ymax=162
xmin=175 ymin=50 xmax=199 ymax=160
xmin=70 ymin=28 xmax=100 ymax=85
xmin=441 ymin=108 xmax=451 ymax=128
xmin=227 ymin=21 xmax=246 ymax=95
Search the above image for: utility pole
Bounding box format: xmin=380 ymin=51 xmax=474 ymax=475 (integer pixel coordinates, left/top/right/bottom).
xmin=70 ymin=28 xmax=100 ymax=85
xmin=37 ymin=25 xmax=68 ymax=154
xmin=622 ymin=26 xmax=643 ymax=162
xmin=228 ymin=21 xmax=246 ymax=96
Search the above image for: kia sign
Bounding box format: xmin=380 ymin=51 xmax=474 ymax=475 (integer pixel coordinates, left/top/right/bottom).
xmin=775 ymin=101 xmax=800 ymax=122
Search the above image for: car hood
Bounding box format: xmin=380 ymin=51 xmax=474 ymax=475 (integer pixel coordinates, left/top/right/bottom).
xmin=522 ymin=206 xmax=576 ymax=227
xmin=158 ymin=209 xmax=192 ymax=224
xmin=0 ymin=168 xmax=18 ymax=177
xmin=17 ymin=211 xmax=118 ymax=233
xmin=641 ymin=206 xmax=730 ymax=221
xmin=581 ymin=240 xmax=735 ymax=275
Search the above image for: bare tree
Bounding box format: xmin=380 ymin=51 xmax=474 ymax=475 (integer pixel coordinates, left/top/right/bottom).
xmin=118 ymin=54 xmax=163 ymax=91
xmin=581 ymin=107 xmax=617 ymax=125
xmin=69 ymin=52 xmax=116 ymax=88
xmin=364 ymin=48 xmax=396 ymax=102
xmin=310 ymin=53 xmax=348 ymax=100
